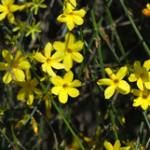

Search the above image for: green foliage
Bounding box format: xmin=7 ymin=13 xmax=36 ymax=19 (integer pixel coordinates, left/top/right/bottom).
xmin=25 ymin=20 xmax=41 ymax=39
xmin=1 ymin=0 xmax=150 ymax=150
xmin=30 ymin=0 xmax=47 ymax=15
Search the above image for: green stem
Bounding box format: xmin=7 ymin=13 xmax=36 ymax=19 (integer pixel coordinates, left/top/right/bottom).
xmin=142 ymin=128 xmax=147 ymax=147
xmin=98 ymin=29 xmax=121 ymax=65
xmin=111 ymin=104 xmax=124 ymax=127
xmin=119 ymin=0 xmax=150 ymax=56
xmin=143 ymin=110 xmax=150 ymax=130
xmin=65 ymin=103 xmax=72 ymax=134
xmin=104 ymin=0 xmax=128 ymax=63
xmin=135 ymin=121 xmax=144 ymax=149
xmin=91 ymin=9 xmax=105 ymax=78
xmin=0 ymin=21 xmax=12 ymax=35
xmin=109 ymin=108 xmax=118 ymax=140
xmin=80 ymin=27 xmax=88 ymax=69
xmin=0 ymin=128 xmax=14 ymax=149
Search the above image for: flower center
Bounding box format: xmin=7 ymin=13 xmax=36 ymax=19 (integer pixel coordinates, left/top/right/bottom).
xmin=69 ymin=12 xmax=74 ymax=15
xmin=63 ymin=83 xmax=68 ymax=88
xmin=66 ymin=48 xmax=72 ymax=53
xmin=13 ymin=63 xmax=18 ymax=68
xmin=6 ymin=5 xmax=11 ymax=13
xmin=113 ymin=79 xmax=119 ymax=84
xmin=26 ymin=82 xmax=32 ymax=89
xmin=142 ymin=95 xmax=147 ymax=99
xmin=140 ymin=72 xmax=145 ymax=78
xmin=46 ymin=58 xmax=52 ymax=64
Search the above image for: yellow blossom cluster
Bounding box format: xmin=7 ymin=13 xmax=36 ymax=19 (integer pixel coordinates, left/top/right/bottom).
xmin=0 ymin=0 xmax=150 ymax=149
xmin=0 ymin=0 xmax=86 ymax=106
xmin=97 ymin=59 xmax=150 ymax=110
xmin=57 ymin=0 xmax=86 ymax=31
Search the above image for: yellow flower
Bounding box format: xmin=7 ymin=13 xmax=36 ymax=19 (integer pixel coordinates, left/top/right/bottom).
xmin=104 ymin=140 xmax=126 ymax=150
xmin=132 ymin=87 xmax=150 ymax=110
xmin=0 ymin=0 xmax=20 ymax=23
xmin=0 ymin=50 xmax=30 ymax=83
xmin=53 ymin=32 xmax=84 ymax=71
xmin=34 ymin=42 xmax=64 ymax=77
xmin=14 ymin=70 xmax=42 ymax=105
xmin=97 ymin=66 xmax=130 ymax=99
xmin=57 ymin=0 xmax=86 ymax=31
xmin=51 ymin=71 xmax=81 ymax=104
xmin=142 ymin=3 xmax=150 ymax=16
xmin=128 ymin=60 xmax=150 ymax=91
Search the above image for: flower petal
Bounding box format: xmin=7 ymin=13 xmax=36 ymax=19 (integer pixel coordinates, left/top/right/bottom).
xmin=134 ymin=61 xmax=142 ymax=73
xmin=53 ymin=41 xmax=65 ymax=51
xmin=14 ymin=68 xmax=25 ymax=81
xmin=141 ymin=100 xmax=149 ymax=110
xmin=43 ymin=42 xmax=53 ymax=58
xmin=34 ymin=52 xmax=46 ymax=63
xmin=65 ymin=32 xmax=75 ymax=46
xmin=63 ymin=55 xmax=73 ymax=71
xmin=51 ymin=62 xmax=64 ymax=70
xmin=51 ymin=51 xmax=64 ymax=61
xmin=63 ymin=71 xmax=73 ymax=82
xmin=73 ymin=9 xmax=86 ymax=17
xmin=17 ymin=88 xmax=26 ymax=100
xmin=105 ymin=68 xmax=116 ymax=79
xmin=57 ymin=14 xmax=68 ymax=22
xmin=133 ymin=97 xmax=143 ymax=107
xmin=66 ymin=17 xmax=75 ymax=31
xmin=128 ymin=73 xmax=137 ymax=82
xmin=51 ymin=76 xmax=64 ymax=86
xmin=46 ymin=66 xmax=56 ymax=77
xmin=103 ymin=141 xmax=113 ymax=150
xmin=69 ymin=79 xmax=81 ymax=87
xmin=66 ymin=87 xmax=79 ymax=98
xmin=104 ymin=86 xmax=115 ymax=99
xmin=3 ymin=71 xmax=12 ymax=83
xmin=41 ymin=63 xmax=47 ymax=73
xmin=145 ymin=82 xmax=150 ymax=89
xmin=2 ymin=50 xmax=13 ymax=64
xmin=114 ymin=140 xmax=121 ymax=150
xmin=7 ymin=13 xmax=15 ymax=24
xmin=143 ymin=59 xmax=150 ymax=71
xmin=9 ymin=5 xmax=19 ymax=12
xmin=71 ymin=52 xmax=83 ymax=63
xmin=25 ymin=69 xmax=31 ymax=81
xmin=14 ymin=50 xmax=23 ymax=62
xmin=30 ymin=78 xmax=39 ymax=87
xmin=0 ymin=5 xmax=5 ymax=12
xmin=72 ymin=15 xmax=83 ymax=25
xmin=33 ymin=88 xmax=42 ymax=95
xmin=116 ymin=66 xmax=127 ymax=80
xmin=59 ymin=89 xmax=68 ymax=104
xmin=71 ymin=41 xmax=84 ymax=51
xmin=137 ymin=78 xmax=143 ymax=91
xmin=0 ymin=62 xmax=9 ymax=70
xmin=0 ymin=11 xmax=7 ymax=21
xmin=27 ymin=91 xmax=34 ymax=105
xmin=18 ymin=61 xmax=30 ymax=70
xmin=97 ymin=78 xmax=112 ymax=85
xmin=2 ymin=0 xmax=14 ymax=5
xmin=131 ymin=89 xmax=142 ymax=97
xmin=51 ymin=86 xmax=62 ymax=95
xmin=116 ymin=80 xmax=130 ymax=95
